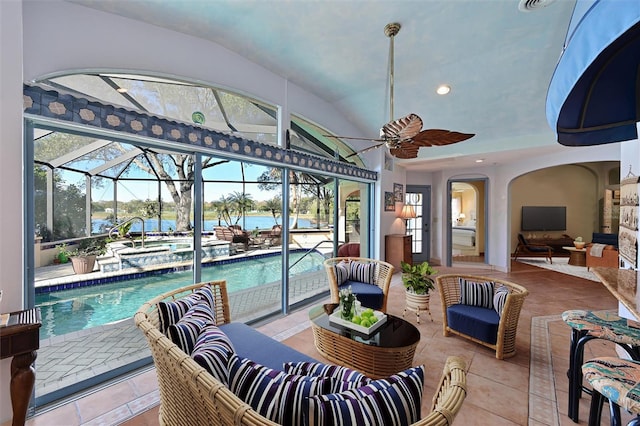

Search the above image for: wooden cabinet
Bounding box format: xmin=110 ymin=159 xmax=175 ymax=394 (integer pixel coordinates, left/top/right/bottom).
xmin=385 ymin=234 xmax=412 ymax=270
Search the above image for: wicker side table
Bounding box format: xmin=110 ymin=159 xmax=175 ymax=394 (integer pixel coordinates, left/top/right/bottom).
xmin=309 ymin=304 xmax=420 ymax=378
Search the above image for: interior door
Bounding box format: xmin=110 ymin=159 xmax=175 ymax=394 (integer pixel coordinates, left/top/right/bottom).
xmin=405 ymin=185 xmax=431 ymax=263
xmin=448 ymin=178 xmax=487 ymax=265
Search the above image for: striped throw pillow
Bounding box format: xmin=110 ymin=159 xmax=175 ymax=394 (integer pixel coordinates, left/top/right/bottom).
xmin=284 ymin=361 xmax=371 ymax=393
xmin=349 ymin=261 xmax=376 ymax=284
xmin=493 ymin=285 xmax=510 ymax=316
xmin=167 ymin=302 xmax=215 ymax=353
xmin=191 ymin=324 xmax=235 ymax=385
xmin=158 ymin=284 xmax=217 ymax=333
xmin=459 ymin=278 xmax=495 ymax=309
xmin=333 ymin=261 xmax=350 ymax=285
xmin=306 ymin=365 xmax=424 ymax=426
xmin=228 ymin=356 xmax=331 ymax=426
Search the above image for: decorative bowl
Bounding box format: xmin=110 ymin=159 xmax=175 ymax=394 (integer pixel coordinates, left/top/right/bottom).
xmin=574 ymin=241 xmax=586 ymax=249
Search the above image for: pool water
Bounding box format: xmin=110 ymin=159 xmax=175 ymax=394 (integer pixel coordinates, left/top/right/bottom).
xmin=36 ymin=252 xmax=325 ymax=339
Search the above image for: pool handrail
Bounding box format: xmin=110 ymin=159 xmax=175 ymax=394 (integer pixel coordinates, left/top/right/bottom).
xmin=108 ymin=217 xmax=146 ymax=248
xmin=288 ymin=239 xmax=339 ymax=271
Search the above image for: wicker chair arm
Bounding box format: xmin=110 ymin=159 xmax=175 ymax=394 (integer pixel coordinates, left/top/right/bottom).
xmin=413 ymin=356 xmax=468 ymax=426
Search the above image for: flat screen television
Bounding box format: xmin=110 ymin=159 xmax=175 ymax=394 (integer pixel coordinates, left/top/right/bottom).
xmin=521 ymin=206 xmax=566 ymax=231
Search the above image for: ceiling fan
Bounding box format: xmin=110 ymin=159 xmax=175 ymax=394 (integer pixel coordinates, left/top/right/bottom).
xmin=327 ymin=23 xmax=475 ymax=160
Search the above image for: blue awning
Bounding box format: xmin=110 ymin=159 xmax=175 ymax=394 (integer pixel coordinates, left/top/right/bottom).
xmin=546 ymin=0 xmax=640 ymax=146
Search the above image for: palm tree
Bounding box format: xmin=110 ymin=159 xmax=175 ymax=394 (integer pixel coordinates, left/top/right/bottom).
xmin=228 ymin=191 xmax=255 ymax=228
xmin=261 ymin=197 xmax=282 ymax=225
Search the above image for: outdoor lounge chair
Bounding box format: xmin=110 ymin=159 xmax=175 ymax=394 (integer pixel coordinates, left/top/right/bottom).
xmin=512 ymin=233 xmax=553 ymax=264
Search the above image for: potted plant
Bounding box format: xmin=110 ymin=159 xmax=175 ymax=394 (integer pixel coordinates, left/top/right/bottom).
xmin=55 ymin=243 xmax=71 ymax=264
xmin=70 ymin=237 xmax=107 ymax=274
xmin=401 ymin=261 xmax=437 ymax=323
xmin=573 ymin=236 xmax=586 ymax=249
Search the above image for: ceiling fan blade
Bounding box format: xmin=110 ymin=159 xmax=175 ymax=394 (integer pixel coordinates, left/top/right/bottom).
xmin=381 ymin=113 xmax=423 ymax=140
xmin=323 ymin=135 xmax=384 ymax=142
xmin=346 ymin=142 xmax=386 ymax=158
xmin=389 ymin=145 xmax=420 ymax=159
xmin=410 ymin=129 xmax=475 ymax=147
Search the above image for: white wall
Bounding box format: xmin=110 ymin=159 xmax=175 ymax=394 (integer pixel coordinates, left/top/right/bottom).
xmin=0 ymin=0 xmax=25 ymax=420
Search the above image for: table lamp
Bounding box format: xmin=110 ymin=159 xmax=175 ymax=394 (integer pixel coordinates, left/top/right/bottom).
xmin=399 ymin=205 xmax=416 ymax=233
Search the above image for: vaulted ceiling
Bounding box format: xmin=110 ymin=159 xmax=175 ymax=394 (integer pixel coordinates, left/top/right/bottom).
xmin=68 ymin=0 xmax=578 ymax=170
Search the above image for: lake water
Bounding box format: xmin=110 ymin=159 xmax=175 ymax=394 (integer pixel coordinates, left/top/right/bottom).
xmin=92 ymin=216 xmax=313 ymax=233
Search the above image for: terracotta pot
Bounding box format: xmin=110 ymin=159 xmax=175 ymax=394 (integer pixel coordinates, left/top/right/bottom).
xmin=71 ymin=255 xmax=97 ymax=274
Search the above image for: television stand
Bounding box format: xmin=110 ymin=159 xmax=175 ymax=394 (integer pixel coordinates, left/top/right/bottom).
xmin=526 ymin=234 xmax=573 ymax=255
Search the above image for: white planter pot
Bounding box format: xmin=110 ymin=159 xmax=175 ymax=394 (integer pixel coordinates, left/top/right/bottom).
xmin=403 ymin=289 xmax=432 ymax=323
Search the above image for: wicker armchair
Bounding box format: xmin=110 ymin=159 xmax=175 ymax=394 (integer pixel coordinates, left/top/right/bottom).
xmin=417 ymin=356 xmax=467 ymax=426
xmin=436 ymin=274 xmax=529 ymax=359
xmin=324 ymin=257 xmax=394 ymax=312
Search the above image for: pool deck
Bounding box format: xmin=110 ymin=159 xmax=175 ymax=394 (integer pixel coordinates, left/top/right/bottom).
xmin=33 ymin=245 xmax=333 ymax=403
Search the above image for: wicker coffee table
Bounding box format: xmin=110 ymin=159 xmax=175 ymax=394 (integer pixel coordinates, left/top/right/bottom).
xmin=309 ymin=304 xmax=421 ymax=378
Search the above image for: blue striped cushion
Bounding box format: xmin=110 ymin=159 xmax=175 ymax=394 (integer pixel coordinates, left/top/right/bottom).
xmin=459 ymin=278 xmax=495 ymax=309
xmin=493 ymin=285 xmax=509 ymax=316
xmin=306 ymin=365 xmax=424 ymax=426
xmin=284 ymin=361 xmax=370 ymax=392
xmin=167 ymin=302 xmax=215 ymax=353
xmin=333 ymin=262 xmax=350 ymax=285
xmin=158 ymin=284 xmax=217 ymax=333
xmin=349 ymin=261 xmax=376 ymax=284
xmin=191 ymin=324 xmax=235 ymax=385
xmin=228 ymin=356 xmax=331 ymax=426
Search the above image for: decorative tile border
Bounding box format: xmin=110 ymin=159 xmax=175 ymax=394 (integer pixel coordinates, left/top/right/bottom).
xmin=23 ymin=84 xmax=377 ymax=182
xmin=529 ymin=314 xmax=562 ymax=426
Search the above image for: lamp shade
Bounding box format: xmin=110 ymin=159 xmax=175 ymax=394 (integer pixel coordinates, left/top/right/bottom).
xmin=399 ymin=205 xmax=417 ymax=219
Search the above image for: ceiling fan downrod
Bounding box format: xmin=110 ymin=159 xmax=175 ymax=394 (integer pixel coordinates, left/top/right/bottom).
xmin=384 ymin=23 xmax=401 ymax=123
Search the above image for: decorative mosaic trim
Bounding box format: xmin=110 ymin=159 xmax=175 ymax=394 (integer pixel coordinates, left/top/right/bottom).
xmin=23 ymin=84 xmax=377 ymax=181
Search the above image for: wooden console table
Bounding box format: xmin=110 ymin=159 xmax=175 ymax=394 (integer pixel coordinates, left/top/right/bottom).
xmin=0 ymin=308 xmax=41 ymax=426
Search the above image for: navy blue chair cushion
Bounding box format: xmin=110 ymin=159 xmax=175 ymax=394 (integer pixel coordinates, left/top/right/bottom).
xmin=528 ymin=246 xmax=550 ymax=253
xmin=340 ymin=280 xmax=383 ymax=310
xmin=592 ymin=232 xmax=618 ymax=249
xmin=447 ymin=304 xmax=500 ymax=345
xmin=220 ymin=322 xmax=317 ymax=370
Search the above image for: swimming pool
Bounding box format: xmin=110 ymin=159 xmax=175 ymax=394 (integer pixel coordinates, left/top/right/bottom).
xmin=36 ymin=251 xmax=326 ymax=339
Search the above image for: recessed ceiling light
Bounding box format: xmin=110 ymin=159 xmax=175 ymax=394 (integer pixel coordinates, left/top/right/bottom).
xmin=436 ymin=85 xmax=451 ymax=95
xmin=116 ymin=87 xmax=128 ymax=93
xmin=475 ymin=159 xmax=484 ymax=163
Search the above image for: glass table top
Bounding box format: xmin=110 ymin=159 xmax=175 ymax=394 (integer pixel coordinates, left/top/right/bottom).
xmin=308 ymin=304 xmax=420 ymax=348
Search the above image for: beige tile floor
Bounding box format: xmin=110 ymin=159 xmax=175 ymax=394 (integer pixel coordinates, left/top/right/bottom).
xmin=5 ymin=260 xmax=633 ymax=425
